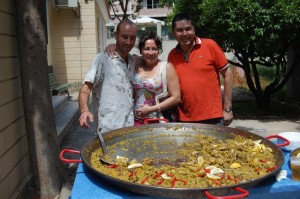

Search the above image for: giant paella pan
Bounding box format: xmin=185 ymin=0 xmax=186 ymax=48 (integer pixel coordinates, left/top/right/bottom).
xmin=60 ymin=123 xmax=289 ymax=198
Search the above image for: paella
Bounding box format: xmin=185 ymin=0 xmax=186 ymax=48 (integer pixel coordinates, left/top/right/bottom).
xmin=90 ymin=133 xmax=278 ymax=188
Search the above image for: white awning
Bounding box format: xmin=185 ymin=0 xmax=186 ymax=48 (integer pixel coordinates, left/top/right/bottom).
xmin=132 ymin=16 xmax=165 ymax=26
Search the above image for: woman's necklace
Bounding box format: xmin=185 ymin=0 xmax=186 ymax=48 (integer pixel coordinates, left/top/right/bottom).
xmin=143 ymin=70 xmax=150 ymax=77
xmin=142 ymin=61 xmax=159 ymax=77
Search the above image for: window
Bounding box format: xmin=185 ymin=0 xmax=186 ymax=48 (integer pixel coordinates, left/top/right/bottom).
xmin=146 ymin=0 xmax=159 ymax=9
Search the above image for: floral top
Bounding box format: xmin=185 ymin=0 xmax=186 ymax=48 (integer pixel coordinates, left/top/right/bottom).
xmin=133 ymin=64 xmax=164 ymax=119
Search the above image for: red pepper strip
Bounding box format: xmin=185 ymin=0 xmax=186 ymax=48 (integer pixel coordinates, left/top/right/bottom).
xmin=177 ymin=179 xmax=187 ymax=185
xmin=141 ymin=175 xmax=150 ymax=184
xmin=227 ymin=175 xmax=238 ymax=184
xmin=204 ymin=169 xmax=211 ymax=173
xmin=266 ymin=165 xmax=278 ymax=172
xmin=210 ymin=179 xmax=222 ymax=186
xmin=198 ymin=173 xmax=206 ymax=178
xmin=154 ymin=171 xmax=164 ymax=179
xmin=167 ymin=174 xmax=174 ymax=177
xmin=171 ymin=178 xmax=177 ymax=188
xmin=104 ymin=164 xmax=119 ymax=168
xmin=220 ymin=173 xmax=225 ymax=180
xmin=129 ymin=170 xmax=138 ymax=178
xmin=233 ymin=179 xmax=238 ymax=184
xmin=255 ymin=168 xmax=263 ymax=172
xmin=170 ymin=178 xmax=187 ymax=187
xmin=259 ymin=159 xmax=268 ymax=163
xmin=156 ymin=179 xmax=165 ymax=185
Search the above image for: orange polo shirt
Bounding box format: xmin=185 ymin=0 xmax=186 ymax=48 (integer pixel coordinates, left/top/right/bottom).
xmin=168 ymin=36 xmax=228 ymax=121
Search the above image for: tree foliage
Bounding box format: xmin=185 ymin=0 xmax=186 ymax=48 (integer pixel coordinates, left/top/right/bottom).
xmin=109 ymin=0 xmax=143 ymax=21
xmin=160 ymin=0 xmax=300 ymax=109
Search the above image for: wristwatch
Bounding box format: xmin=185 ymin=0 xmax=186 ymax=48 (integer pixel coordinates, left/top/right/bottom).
xmin=224 ymin=106 xmax=232 ymax=113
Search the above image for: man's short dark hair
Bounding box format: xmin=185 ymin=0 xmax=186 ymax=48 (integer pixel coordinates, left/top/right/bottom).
xmin=116 ymin=19 xmax=136 ymax=34
xmin=172 ymin=13 xmax=194 ymax=29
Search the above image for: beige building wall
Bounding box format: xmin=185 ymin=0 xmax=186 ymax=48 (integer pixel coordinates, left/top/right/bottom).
xmin=48 ymin=0 xmax=109 ymax=89
xmin=0 ymin=1 xmax=31 ymax=199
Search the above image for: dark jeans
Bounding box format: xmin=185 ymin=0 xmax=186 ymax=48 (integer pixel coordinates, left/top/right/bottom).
xmin=179 ymin=117 xmax=224 ymax=126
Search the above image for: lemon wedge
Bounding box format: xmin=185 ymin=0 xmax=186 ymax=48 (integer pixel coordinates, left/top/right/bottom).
xmin=161 ymin=173 xmax=171 ymax=180
xmin=252 ymin=145 xmax=261 ymax=152
xmin=197 ymin=156 xmax=205 ymax=167
xmin=127 ymin=163 xmax=142 ymax=169
xmin=253 ymin=140 xmax=262 ymax=144
xmin=206 ymin=173 xmax=221 ymax=179
xmin=265 ymin=147 xmax=273 ymax=152
xmin=230 ymin=163 xmax=241 ymax=169
xmin=210 ymin=168 xmax=224 ymax=175
xmin=253 ymin=157 xmax=259 ymax=164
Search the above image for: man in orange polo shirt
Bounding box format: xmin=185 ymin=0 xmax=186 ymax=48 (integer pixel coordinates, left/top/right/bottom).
xmin=168 ymin=13 xmax=233 ymax=126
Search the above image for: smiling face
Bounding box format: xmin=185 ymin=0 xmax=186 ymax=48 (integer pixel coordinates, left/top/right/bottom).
xmin=172 ymin=19 xmax=195 ymax=53
xmin=114 ymin=21 xmax=137 ymax=60
xmin=141 ymin=39 xmax=159 ymax=67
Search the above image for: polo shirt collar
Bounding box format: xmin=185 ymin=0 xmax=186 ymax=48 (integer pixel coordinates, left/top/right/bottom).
xmin=109 ymin=52 xmax=134 ymax=64
xmin=175 ymin=35 xmax=202 ymax=51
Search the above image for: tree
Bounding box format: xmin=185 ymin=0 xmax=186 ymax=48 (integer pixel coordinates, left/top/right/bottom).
xmin=15 ymin=0 xmax=66 ymax=197
xmin=109 ymin=0 xmax=143 ymax=21
xmin=160 ymin=0 xmax=300 ymax=109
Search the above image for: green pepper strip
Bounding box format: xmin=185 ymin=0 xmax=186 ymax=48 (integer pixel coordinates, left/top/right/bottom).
xmin=141 ymin=175 xmax=150 ymax=184
xmin=104 ymin=164 xmax=119 ymax=168
xmin=211 ymin=179 xmax=222 ymax=186
xmin=266 ymin=166 xmax=277 ymax=172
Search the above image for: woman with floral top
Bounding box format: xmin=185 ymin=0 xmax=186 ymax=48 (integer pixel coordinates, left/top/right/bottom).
xmin=133 ymin=32 xmax=180 ymax=125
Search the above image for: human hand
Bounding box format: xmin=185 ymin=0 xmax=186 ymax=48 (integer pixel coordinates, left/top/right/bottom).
xmin=135 ymin=104 xmax=152 ymax=117
xmin=105 ymin=44 xmax=117 ymax=58
xmin=223 ymin=110 xmax=233 ymax=126
xmin=79 ymin=111 xmax=94 ymax=128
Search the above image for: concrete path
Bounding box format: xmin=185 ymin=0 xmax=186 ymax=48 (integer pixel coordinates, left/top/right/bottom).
xmin=225 ymin=87 xmax=300 ymax=136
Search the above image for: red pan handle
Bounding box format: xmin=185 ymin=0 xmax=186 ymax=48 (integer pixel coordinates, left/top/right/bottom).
xmin=144 ymin=118 xmax=169 ymax=124
xmin=59 ymin=149 xmax=82 ymax=163
xmin=265 ymin=134 xmax=290 ymax=147
xmin=204 ymin=187 xmax=249 ymax=199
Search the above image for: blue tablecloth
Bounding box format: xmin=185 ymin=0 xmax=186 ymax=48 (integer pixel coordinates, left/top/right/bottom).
xmin=70 ymin=152 xmax=300 ymax=199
